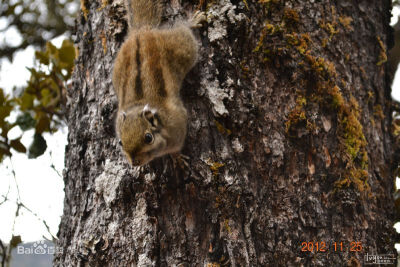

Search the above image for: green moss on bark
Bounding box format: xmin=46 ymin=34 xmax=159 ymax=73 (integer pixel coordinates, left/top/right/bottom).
xmin=253 ymin=1 xmax=369 ymax=192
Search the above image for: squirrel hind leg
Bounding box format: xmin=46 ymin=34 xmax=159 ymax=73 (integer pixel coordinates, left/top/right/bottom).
xmin=161 ymin=26 xmax=200 ymax=78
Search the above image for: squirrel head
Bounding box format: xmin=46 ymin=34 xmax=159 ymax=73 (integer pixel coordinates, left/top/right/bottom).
xmin=116 ymin=104 xmax=167 ymax=166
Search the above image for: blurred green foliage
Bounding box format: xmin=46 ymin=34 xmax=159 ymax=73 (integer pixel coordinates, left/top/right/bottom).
xmin=0 ymin=40 xmax=75 ymax=162
xmin=0 ymin=0 xmax=77 ymax=60
xmin=0 ymin=0 xmax=78 ymax=163
xmin=0 ymin=1 xmax=76 ymax=261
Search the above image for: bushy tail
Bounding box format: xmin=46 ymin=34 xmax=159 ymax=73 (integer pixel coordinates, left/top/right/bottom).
xmin=125 ymin=0 xmax=162 ymax=29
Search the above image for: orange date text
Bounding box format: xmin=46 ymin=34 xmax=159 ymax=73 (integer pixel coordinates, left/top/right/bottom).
xmin=300 ymin=242 xmax=363 ymax=252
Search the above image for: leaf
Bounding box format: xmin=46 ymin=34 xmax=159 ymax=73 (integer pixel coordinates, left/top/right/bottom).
xmin=16 ymin=112 xmax=36 ymax=131
xmin=0 ymin=122 xmax=12 ymax=138
xmin=0 ymin=88 xmax=5 ymax=104
xmin=0 ymin=104 xmax=13 ymax=122
xmin=28 ymin=133 xmax=47 ymax=158
xmin=46 ymin=42 xmax=58 ymax=57
xmin=26 ymin=67 xmax=38 ymax=78
xmin=10 ymin=138 xmax=26 ymax=153
xmin=0 ymin=141 xmax=12 ymax=163
xmin=40 ymin=88 xmax=52 ymax=107
xmin=10 ymin=235 xmax=22 ymax=249
xmin=0 ymin=145 xmax=12 ymax=159
xmin=59 ymin=39 xmax=76 ymax=69
xmin=19 ymin=92 xmax=34 ymax=110
xmin=36 ymin=114 xmax=51 ymax=133
xmin=47 ymin=42 xmax=59 ymax=66
xmin=35 ymin=50 xmax=49 ymax=65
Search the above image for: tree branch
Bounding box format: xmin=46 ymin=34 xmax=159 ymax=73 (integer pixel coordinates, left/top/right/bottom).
xmin=19 ymin=202 xmax=57 ymax=242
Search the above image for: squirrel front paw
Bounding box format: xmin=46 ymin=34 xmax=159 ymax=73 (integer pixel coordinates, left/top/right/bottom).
xmin=190 ymin=11 xmax=207 ymax=28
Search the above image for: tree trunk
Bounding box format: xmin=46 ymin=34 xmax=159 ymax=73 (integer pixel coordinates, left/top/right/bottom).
xmin=55 ymin=0 xmax=396 ymax=266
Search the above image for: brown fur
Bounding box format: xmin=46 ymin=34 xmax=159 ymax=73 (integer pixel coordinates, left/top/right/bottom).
xmin=125 ymin=0 xmax=162 ymax=29
xmin=113 ymin=0 xmax=205 ymax=165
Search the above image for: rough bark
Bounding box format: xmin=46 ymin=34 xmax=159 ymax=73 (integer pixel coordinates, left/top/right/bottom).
xmin=55 ymin=0 xmax=396 ymax=266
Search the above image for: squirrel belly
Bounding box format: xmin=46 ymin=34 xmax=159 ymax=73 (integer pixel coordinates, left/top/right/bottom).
xmin=112 ymin=0 xmax=205 ymax=166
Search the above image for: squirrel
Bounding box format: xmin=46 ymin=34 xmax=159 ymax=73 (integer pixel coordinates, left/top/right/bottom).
xmin=112 ymin=0 xmax=206 ymax=166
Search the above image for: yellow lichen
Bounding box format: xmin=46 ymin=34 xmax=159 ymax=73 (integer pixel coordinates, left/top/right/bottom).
xmin=242 ymin=0 xmax=249 ymax=10
xmin=224 ymin=219 xmax=231 ymax=234
xmin=319 ymin=6 xmax=339 ymax=40
xmin=100 ymin=31 xmax=107 ymax=54
xmin=332 ymin=92 xmax=369 ymax=191
xmin=240 ymin=61 xmax=250 ymax=78
xmin=253 ymin=27 xmax=267 ymax=53
xmin=207 ymin=159 xmax=225 ymax=176
xmin=214 ymin=120 xmax=232 ymax=136
xmin=259 ymin=0 xmax=279 ymax=5
xmin=373 ymin=105 xmax=384 ymax=119
xmin=342 ymin=107 xmax=365 ymax=160
xmin=252 ymin=0 xmax=370 ymax=192
xmin=339 ymin=16 xmax=353 ymax=31
xmin=97 ymin=0 xmax=108 ymax=11
xmin=285 ymin=33 xmax=299 ymax=46
xmin=329 ymin=85 xmax=344 ymax=109
xmin=320 ymin=21 xmax=338 ymax=40
xmin=298 ymin=55 xmax=368 ymax=192
xmin=321 ymin=38 xmax=328 ymax=48
xmin=393 ymin=117 xmax=400 ymax=136
xmin=376 ymin=36 xmax=387 ymax=66
xmin=304 ymin=53 xmax=337 ymax=79
xmin=283 ymin=8 xmax=300 ymax=25
xmin=367 ymin=91 xmax=374 ymax=101
xmin=285 ymin=95 xmax=307 ymax=134
xmin=80 ymin=0 xmax=89 ymax=20
xmin=285 ymin=33 xmax=311 ymax=54
xmin=359 ymin=67 xmax=367 ymax=79
xmin=253 ymin=22 xmax=282 ymax=53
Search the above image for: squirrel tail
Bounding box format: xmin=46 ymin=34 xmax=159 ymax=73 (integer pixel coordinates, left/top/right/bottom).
xmin=125 ymin=0 xmax=162 ymax=29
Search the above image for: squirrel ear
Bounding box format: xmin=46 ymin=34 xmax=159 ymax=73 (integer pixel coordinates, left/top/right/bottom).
xmin=142 ymin=104 xmax=158 ymax=127
xmin=142 ymin=104 xmax=157 ymax=115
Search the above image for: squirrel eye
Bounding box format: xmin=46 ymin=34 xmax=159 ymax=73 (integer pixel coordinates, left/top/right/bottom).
xmin=144 ymin=133 xmax=153 ymax=144
xmin=118 ymin=139 xmax=123 ymax=146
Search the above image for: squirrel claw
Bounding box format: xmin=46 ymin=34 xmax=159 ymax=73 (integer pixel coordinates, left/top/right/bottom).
xmin=171 ymin=153 xmax=190 ymax=170
xmin=190 ymin=11 xmax=207 ymax=28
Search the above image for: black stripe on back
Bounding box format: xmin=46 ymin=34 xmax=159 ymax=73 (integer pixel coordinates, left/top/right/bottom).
xmin=154 ymin=64 xmax=166 ymax=98
xmin=145 ymin=34 xmax=166 ymax=98
xmin=135 ymin=37 xmax=143 ymax=99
